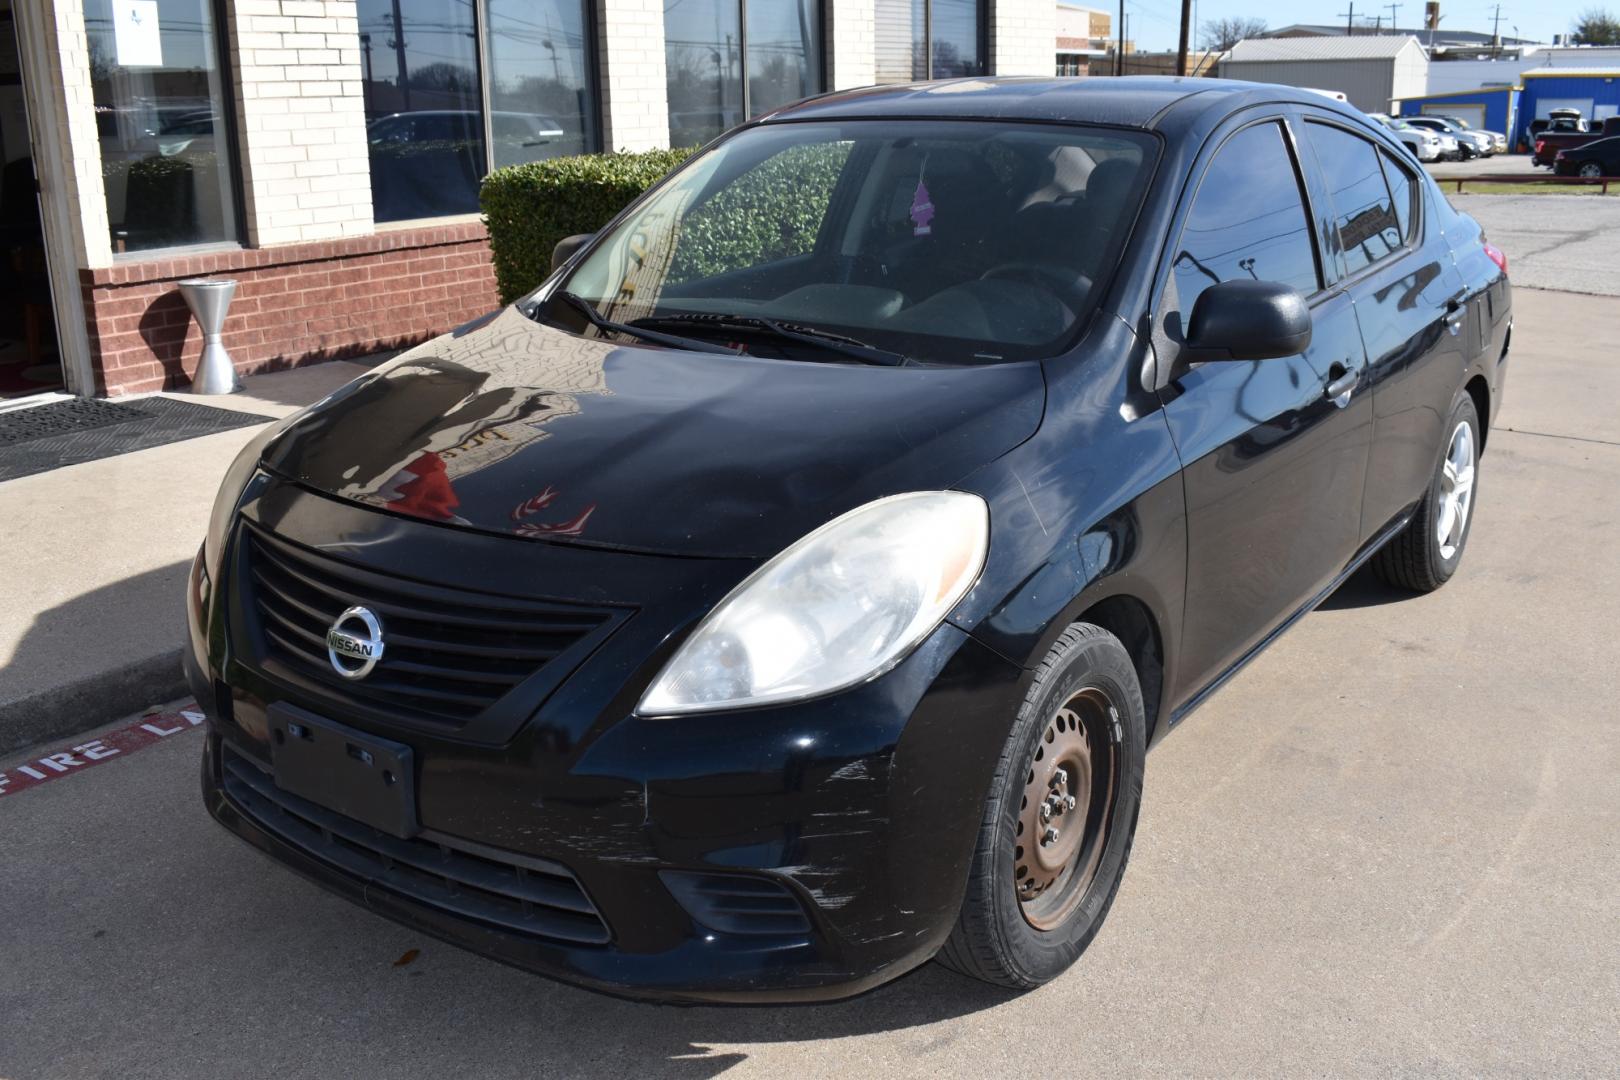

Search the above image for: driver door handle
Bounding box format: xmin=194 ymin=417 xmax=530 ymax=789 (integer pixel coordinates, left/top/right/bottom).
xmin=1325 ymin=365 xmax=1359 ymax=402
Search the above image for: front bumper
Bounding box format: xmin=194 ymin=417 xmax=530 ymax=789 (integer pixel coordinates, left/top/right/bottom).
xmin=187 ymin=504 xmax=1026 ymax=1003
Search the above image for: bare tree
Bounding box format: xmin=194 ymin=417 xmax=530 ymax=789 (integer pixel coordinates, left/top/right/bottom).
xmin=1200 ymin=16 xmax=1269 ymax=51
xmin=1571 ymin=7 xmax=1620 ymax=43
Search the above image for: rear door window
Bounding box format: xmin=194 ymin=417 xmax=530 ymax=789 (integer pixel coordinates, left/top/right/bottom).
xmin=1303 ymin=122 xmax=1403 ymax=276
xmin=1171 ymin=120 xmax=1320 ymax=316
xmin=1377 ymin=147 xmax=1418 ymax=245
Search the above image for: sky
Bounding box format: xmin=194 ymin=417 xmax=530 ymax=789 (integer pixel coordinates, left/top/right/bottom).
xmin=1119 ymin=0 xmax=1604 ymax=52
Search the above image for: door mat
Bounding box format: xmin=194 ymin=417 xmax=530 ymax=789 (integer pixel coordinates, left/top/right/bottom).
xmin=0 ymin=396 xmax=274 ymax=482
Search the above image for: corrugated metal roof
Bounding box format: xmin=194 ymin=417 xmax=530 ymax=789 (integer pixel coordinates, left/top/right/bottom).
xmin=1227 ymin=36 xmax=1420 ymax=62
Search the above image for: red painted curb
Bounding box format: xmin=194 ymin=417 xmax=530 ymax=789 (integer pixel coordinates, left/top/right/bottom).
xmin=0 ymin=701 xmax=203 ymax=799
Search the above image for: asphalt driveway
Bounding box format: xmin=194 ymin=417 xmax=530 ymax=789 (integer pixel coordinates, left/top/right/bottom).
xmin=2 ymin=288 xmax=1617 ymax=1078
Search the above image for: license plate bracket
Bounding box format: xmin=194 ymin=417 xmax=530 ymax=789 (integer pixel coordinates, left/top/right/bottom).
xmin=267 ymin=704 xmax=418 ymax=838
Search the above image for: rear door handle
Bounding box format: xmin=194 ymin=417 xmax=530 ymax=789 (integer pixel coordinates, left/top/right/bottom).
xmin=1325 ymin=365 xmax=1359 ymax=403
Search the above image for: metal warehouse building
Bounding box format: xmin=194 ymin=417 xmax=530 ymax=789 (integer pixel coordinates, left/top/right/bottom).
xmin=1219 ymin=36 xmax=1428 ymax=114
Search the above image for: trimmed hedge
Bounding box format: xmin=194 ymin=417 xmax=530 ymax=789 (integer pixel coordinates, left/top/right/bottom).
xmin=480 ymin=147 xmax=694 ymax=305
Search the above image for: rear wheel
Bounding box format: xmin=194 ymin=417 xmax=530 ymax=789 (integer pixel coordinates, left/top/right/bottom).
xmin=937 ymin=623 xmax=1145 ymax=989
xmin=1579 ymin=161 xmax=1603 ymax=178
xmin=1372 ymin=394 xmax=1480 ymax=592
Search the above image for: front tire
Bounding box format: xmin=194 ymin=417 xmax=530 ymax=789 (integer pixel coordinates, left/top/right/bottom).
xmin=937 ymin=623 xmax=1146 ymax=989
xmin=1372 ymin=394 xmax=1481 ymax=592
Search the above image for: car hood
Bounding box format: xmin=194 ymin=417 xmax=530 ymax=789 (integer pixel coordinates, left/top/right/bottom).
xmin=261 ymin=307 xmax=1045 ymax=558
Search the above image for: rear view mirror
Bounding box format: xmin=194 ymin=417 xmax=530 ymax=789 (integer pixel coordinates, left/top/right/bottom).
xmin=551 ymin=233 xmax=595 ymax=273
xmin=1184 ymin=280 xmax=1312 ymax=362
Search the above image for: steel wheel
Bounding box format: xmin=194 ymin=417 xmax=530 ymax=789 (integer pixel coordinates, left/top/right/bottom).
xmin=1579 ymin=162 xmax=1603 ymax=179
xmin=1014 ymin=687 xmax=1120 ymax=931
xmin=1436 ymin=419 xmax=1476 ymax=561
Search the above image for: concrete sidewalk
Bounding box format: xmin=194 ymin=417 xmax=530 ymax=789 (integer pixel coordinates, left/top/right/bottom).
xmin=0 ymin=362 xmax=374 ymax=754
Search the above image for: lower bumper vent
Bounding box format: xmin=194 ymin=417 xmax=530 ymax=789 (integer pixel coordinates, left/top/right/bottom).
xmin=660 ymin=870 xmax=812 ymax=937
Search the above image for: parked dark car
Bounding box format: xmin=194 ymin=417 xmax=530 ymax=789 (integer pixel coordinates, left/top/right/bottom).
xmin=1554 ymin=134 xmax=1620 ymax=178
xmin=1532 ymin=115 xmax=1620 ymax=167
xmin=188 ymin=77 xmax=1513 ymax=1003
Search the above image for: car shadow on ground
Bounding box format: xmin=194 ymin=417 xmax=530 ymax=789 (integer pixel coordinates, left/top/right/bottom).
xmin=1317 ymin=563 xmax=1413 ymax=611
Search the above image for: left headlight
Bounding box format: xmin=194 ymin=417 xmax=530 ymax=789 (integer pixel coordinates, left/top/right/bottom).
xmin=638 ymin=491 xmax=990 ymax=716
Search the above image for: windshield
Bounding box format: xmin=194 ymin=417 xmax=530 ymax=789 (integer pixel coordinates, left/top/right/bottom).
xmin=546 ymin=120 xmax=1157 ymax=365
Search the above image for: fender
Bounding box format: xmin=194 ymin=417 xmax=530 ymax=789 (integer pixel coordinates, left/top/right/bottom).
xmin=949 ymin=317 xmax=1188 ymax=747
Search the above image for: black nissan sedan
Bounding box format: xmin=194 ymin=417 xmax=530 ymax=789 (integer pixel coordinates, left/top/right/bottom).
xmin=187 ymin=77 xmax=1512 ymax=1002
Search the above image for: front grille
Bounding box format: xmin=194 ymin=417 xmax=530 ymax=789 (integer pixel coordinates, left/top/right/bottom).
xmin=221 ymin=749 xmax=610 ymax=945
xmin=239 ymin=524 xmax=614 ymax=729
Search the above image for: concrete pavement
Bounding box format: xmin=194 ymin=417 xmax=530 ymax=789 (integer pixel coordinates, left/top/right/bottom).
xmin=1 ymin=288 xmax=1616 ymax=1077
xmin=0 ymin=362 xmax=374 ymax=753
xmin=1450 ymin=194 xmax=1620 ymax=297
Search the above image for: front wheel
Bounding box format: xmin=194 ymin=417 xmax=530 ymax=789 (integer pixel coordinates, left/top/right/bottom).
xmin=937 ymin=623 xmax=1146 ymax=989
xmin=1372 ymin=394 xmax=1481 ymax=592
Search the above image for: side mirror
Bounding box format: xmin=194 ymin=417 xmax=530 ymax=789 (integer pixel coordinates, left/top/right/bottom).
xmin=550 ymin=233 xmax=595 ymax=273
xmin=1184 ymin=279 xmax=1312 ymax=362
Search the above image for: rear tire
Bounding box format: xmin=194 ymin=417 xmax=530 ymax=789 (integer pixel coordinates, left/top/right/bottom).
xmin=1372 ymin=394 xmax=1481 ymax=593
xmin=937 ymin=623 xmax=1146 ymax=989
xmin=1579 ymin=162 xmax=1603 ymax=179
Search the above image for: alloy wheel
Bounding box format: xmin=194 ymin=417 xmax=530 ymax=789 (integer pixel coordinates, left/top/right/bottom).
xmin=1014 ymin=687 xmax=1120 ymax=930
xmin=1579 ymin=162 xmax=1603 ymax=178
xmin=1436 ymin=420 xmax=1476 ymax=561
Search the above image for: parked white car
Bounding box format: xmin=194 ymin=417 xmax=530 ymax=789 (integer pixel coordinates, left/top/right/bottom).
xmin=1367 ymin=113 xmax=1445 ymax=162
xmin=1438 ymin=114 xmax=1509 ymax=154
xmin=1406 ymin=116 xmax=1495 ymax=158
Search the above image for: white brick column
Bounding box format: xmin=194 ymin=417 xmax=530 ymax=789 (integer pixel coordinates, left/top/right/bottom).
xmin=227 ymin=0 xmax=374 ymax=246
xmin=17 ymin=0 xmax=113 ymax=268
xmin=826 ymin=0 xmax=876 ymax=89
xmin=596 ymin=0 xmax=670 ymax=151
xmin=989 ymin=0 xmax=1056 ymax=77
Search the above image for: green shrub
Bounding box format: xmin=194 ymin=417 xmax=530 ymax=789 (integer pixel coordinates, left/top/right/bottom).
xmin=480 ymin=147 xmax=694 ymax=305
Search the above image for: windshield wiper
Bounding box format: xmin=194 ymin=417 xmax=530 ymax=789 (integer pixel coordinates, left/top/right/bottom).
xmin=632 ymin=313 xmax=908 ymax=367
xmin=547 ymin=291 xmax=742 ymax=355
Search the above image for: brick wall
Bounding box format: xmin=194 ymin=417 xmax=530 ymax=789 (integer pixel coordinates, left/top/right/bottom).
xmin=827 ymin=0 xmax=877 ymax=89
xmin=226 ymin=0 xmax=374 ymax=246
xmin=990 ymin=0 xmax=1058 ymax=77
xmin=81 ymin=224 xmax=499 ymax=396
xmin=597 ymin=0 xmax=671 ymax=150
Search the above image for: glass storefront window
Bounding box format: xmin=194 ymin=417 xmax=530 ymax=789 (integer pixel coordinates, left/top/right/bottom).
xmin=84 ymin=0 xmax=239 ymax=252
xmin=873 ymin=0 xmax=984 ymax=83
xmin=746 ymin=0 xmax=822 ymax=117
xmin=359 ymin=0 xmax=598 ymax=223
xmin=486 ymin=0 xmax=596 ymax=168
xmin=664 ymin=1 xmax=824 ymax=149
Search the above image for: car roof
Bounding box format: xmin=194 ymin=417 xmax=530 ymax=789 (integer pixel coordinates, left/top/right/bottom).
xmin=762 ymin=76 xmax=1342 ymax=132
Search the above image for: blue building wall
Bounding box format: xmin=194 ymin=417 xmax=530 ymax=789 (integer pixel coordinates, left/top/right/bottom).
xmin=1397 ymin=87 xmax=1519 ymax=143
xmin=1518 ymin=72 xmax=1620 ymax=147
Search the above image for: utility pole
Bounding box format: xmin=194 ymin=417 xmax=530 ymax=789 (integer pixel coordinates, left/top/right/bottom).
xmin=1488 ymin=3 xmax=1504 ymax=43
xmin=1386 ymin=2 xmax=1402 ymax=32
xmin=1340 ymin=1 xmax=1357 ymax=35
xmin=1176 ymin=0 xmax=1192 ymax=75
xmin=1373 ymin=14 xmax=1382 ymax=32
xmin=1117 ymin=0 xmax=1125 ymax=75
